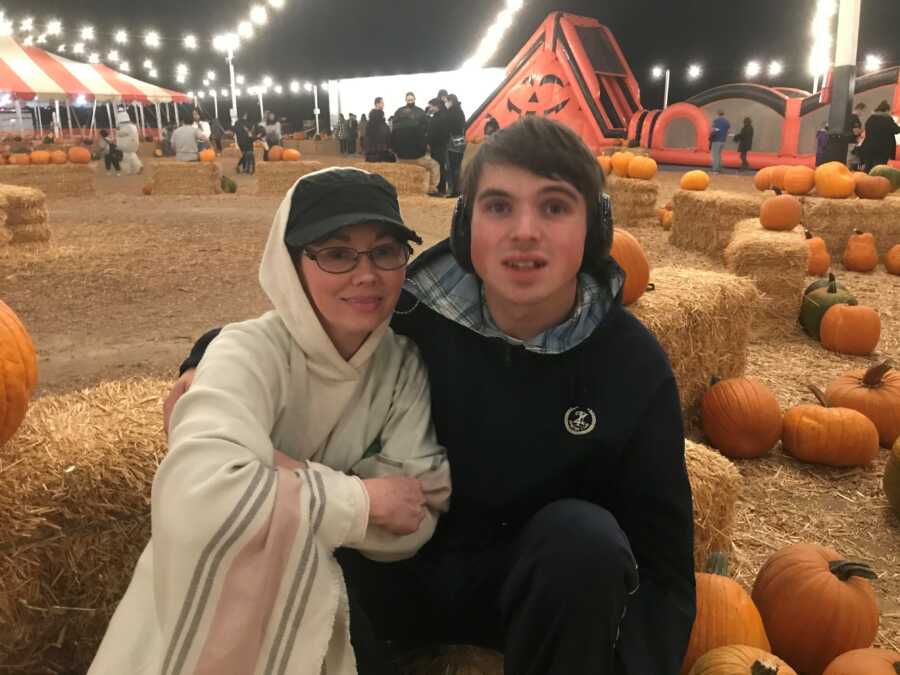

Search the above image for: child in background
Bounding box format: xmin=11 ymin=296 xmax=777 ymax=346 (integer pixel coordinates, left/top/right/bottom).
xmin=98 ymin=130 xmax=122 ymax=175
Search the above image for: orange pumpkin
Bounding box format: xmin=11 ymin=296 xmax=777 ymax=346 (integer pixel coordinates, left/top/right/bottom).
xmin=153 ymin=148 xmax=164 ymax=157
xmin=142 ymin=184 xmax=153 ymax=195
xmin=9 ymin=153 xmax=30 ymax=165
xmin=783 ymin=166 xmax=816 ymax=195
xmin=782 ymin=385 xmax=880 ymax=466
xmin=609 ymin=228 xmax=650 ymax=305
xmin=596 ymin=155 xmax=612 ymax=176
xmin=805 ymin=229 xmax=831 ymax=276
xmin=826 ymin=361 xmax=900 ymax=447
xmin=282 ymin=148 xmax=301 ymax=161
xmin=886 ymin=244 xmax=900 ymax=275
xmin=49 ymin=150 xmax=67 ymax=164
xmin=701 ymin=376 xmax=782 ymax=459
xmin=815 ymin=161 xmax=855 ymax=199
xmin=0 ymin=299 xmax=38 ymax=446
xmin=823 ymin=648 xmax=900 ymax=675
xmin=752 ymin=543 xmax=880 ymax=675
xmin=688 ymin=646 xmax=797 ymax=675
xmin=680 ymin=170 xmax=710 ymax=191
xmin=754 ymin=166 xmax=774 ymax=191
xmin=67 ymin=146 xmax=91 ymax=164
xmin=611 ymin=151 xmax=634 ymax=177
xmin=842 ymin=229 xmax=878 ymax=272
xmin=267 ymin=145 xmax=284 ymax=162
xmin=30 ymin=150 xmax=51 ymax=165
xmin=759 ymin=193 xmax=802 ymax=231
xmin=820 ymin=304 xmax=880 ymax=356
xmin=198 ymin=148 xmax=216 ymax=163
xmin=681 ymin=553 xmax=771 ymax=675
xmin=627 ymin=155 xmax=657 ymax=180
xmin=769 ymin=165 xmax=789 ymax=191
xmin=0 ymin=155 xmax=6 ymax=165
xmin=854 ymin=174 xmax=892 ymax=200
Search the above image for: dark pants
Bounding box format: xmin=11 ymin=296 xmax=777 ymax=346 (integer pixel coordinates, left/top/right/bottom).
xmin=348 ymin=138 xmax=357 ymax=154
xmin=104 ymin=153 xmax=121 ymax=172
xmin=238 ymin=149 xmax=255 ymax=174
xmin=337 ymin=499 xmax=638 ymax=675
xmin=446 ymin=149 xmax=464 ymax=196
xmin=340 ymin=139 xmax=349 ymax=154
xmin=739 ymin=150 xmax=749 ymax=169
xmin=430 ymin=145 xmax=448 ymax=193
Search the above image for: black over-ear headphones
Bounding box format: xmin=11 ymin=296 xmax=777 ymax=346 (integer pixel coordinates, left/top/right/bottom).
xmin=449 ymin=193 xmax=614 ymax=274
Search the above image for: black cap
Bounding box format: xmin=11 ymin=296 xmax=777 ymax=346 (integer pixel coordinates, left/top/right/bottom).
xmin=284 ymin=168 xmax=422 ymax=248
xmin=437 ymin=89 xmax=448 ymax=98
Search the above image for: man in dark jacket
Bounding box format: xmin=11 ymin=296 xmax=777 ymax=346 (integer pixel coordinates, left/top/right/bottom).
xmin=164 ymin=117 xmax=696 ymax=675
xmin=860 ymin=100 xmax=900 ymax=170
xmin=427 ymin=96 xmax=450 ymax=195
xmin=391 ymin=92 xmax=441 ymax=195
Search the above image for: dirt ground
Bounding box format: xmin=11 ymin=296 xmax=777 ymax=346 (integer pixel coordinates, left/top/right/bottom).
xmin=2 ymin=156 xmax=899 ymax=651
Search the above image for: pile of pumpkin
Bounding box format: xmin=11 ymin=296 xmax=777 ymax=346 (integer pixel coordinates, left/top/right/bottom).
xmin=263 ymin=145 xmax=302 ymax=162
xmin=0 ymin=146 xmax=92 ymax=166
xmin=755 ymin=162 xmax=900 ymax=200
xmin=597 ymin=151 xmax=658 ymax=180
xmin=689 ymin=366 xmax=900 ymax=674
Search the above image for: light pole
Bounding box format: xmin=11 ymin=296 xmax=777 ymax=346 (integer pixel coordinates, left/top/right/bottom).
xmin=305 ymin=81 xmax=327 ymax=135
xmin=824 ymin=0 xmax=862 ymax=163
xmin=213 ymin=33 xmax=240 ymax=126
xmin=209 ymin=90 xmax=219 ymax=118
xmin=651 ymin=66 xmax=670 ymax=109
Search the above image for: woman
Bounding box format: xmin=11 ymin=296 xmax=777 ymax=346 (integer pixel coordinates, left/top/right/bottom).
xmin=335 ymin=113 xmax=348 ymax=154
xmin=733 ymin=117 xmax=754 ymax=170
xmin=234 ymin=113 xmax=255 ymax=174
xmin=859 ymin=100 xmax=900 ymax=170
xmin=358 ymin=113 xmax=368 ymax=155
xmin=263 ymin=110 xmax=282 ymax=161
xmin=364 ymin=108 xmax=394 ymax=162
xmin=89 ymin=167 xmax=451 ymax=675
xmin=444 ymin=93 xmax=466 ymax=198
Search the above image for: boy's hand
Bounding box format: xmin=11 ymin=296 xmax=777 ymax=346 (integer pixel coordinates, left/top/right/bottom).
xmin=362 ymin=475 xmax=426 ymax=535
xmin=163 ymin=369 xmax=196 ymax=436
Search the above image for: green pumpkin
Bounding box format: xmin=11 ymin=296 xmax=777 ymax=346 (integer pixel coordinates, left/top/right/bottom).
xmin=870 ymin=164 xmax=900 ymax=192
xmin=803 ymin=272 xmax=849 ymax=299
xmin=799 ymin=276 xmax=857 ymax=339
xmin=220 ymin=175 xmax=237 ymax=194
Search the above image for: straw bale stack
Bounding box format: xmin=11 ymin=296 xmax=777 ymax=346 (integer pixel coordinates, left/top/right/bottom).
xmin=0 ymin=184 xmax=51 ymax=243
xmin=149 ymin=160 xmax=222 ymax=195
xmin=255 ymin=160 xmax=325 ymax=195
xmin=606 ymin=175 xmax=660 ymax=229
xmin=670 ymin=189 xmax=764 ymax=256
xmin=0 ymin=192 xmax=10 ymax=246
xmin=351 ymin=162 xmax=428 ymax=195
xmin=801 ymin=195 xmax=900 ymax=258
xmin=0 ymin=378 xmax=169 ymax=672
xmin=0 ymin=164 xmax=96 ymax=197
xmin=684 ymin=439 xmax=741 ymax=569
xmin=630 ymin=266 xmax=761 ymax=415
xmin=724 ymin=219 xmax=808 ymax=324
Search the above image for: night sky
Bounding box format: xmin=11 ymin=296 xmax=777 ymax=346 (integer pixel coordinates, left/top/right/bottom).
xmin=6 ymin=0 xmax=900 ymax=124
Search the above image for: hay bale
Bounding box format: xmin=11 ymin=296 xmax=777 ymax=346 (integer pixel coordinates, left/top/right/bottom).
xmin=801 ymin=195 xmax=900 ymax=258
xmin=0 ymin=184 xmax=50 ymax=244
xmin=255 ymin=160 xmax=325 ymax=195
xmin=149 ymin=161 xmax=222 ymax=195
xmin=606 ymin=175 xmax=660 ymax=229
xmin=0 ymin=225 xmax=11 ymax=247
xmin=9 ymin=221 xmax=51 ymax=243
xmin=352 ymin=162 xmax=428 ymax=195
xmin=684 ymin=440 xmax=741 ymax=569
xmin=670 ymin=189 xmax=764 ymax=256
xmin=0 ymin=164 xmax=96 ymax=197
xmin=724 ymin=219 xmax=808 ymax=324
xmin=0 ymin=378 xmax=169 ymax=673
xmin=630 ymin=266 xmax=761 ymax=415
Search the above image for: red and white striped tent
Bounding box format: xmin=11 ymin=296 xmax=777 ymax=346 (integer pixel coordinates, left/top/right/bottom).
xmin=0 ymin=36 xmax=189 ymax=103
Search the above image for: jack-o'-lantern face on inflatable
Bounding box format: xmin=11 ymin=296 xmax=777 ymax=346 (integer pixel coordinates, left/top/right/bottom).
xmin=507 ymin=70 xmax=573 ymax=118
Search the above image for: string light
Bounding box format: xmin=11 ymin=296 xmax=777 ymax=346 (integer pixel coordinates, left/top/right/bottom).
xmin=114 ymin=29 xmax=128 ymax=44
xmin=22 ymin=35 xmax=33 ymax=46
xmin=745 ymin=60 xmax=762 ymax=79
xmin=0 ymin=18 xmax=13 ymax=37
xmin=290 ymin=80 xmax=300 ymax=93
xmin=46 ymin=19 xmax=62 ymax=36
xmin=119 ymin=60 xmax=131 ymax=72
xmin=20 ymin=17 xmax=34 ymax=32
xmin=687 ymin=64 xmax=703 ymax=80
xmin=809 ymin=0 xmax=837 ymax=78
xmin=250 ymin=5 xmax=268 ymax=25
xmin=107 ymin=49 xmax=120 ymax=62
xmin=80 ymin=25 xmax=95 ymax=41
xmin=88 ymin=52 xmax=100 ymax=64
xmin=220 ymin=88 xmax=229 ymax=97
xmin=462 ymin=0 xmax=525 ymax=69
xmin=206 ymin=70 xmax=217 ymax=81
xmin=263 ymin=75 xmax=273 ymax=87
xmin=268 ymin=0 xmax=285 ymax=8
xmin=143 ymin=58 xmax=154 ymax=70
xmin=183 ymin=34 xmax=198 ymax=50
xmin=57 ymin=43 xmax=66 ymax=53
xmin=36 ymin=33 xmax=47 ymax=44
xmin=149 ymin=67 xmax=158 ymax=78
xmin=144 ymin=30 xmax=161 ymax=48
xmin=274 ymin=84 xmax=283 ymax=94
xmin=768 ymin=60 xmax=784 ymax=77
xmin=237 ymin=21 xmax=254 ymax=39
xmin=864 ymin=54 xmax=883 ymax=72
xmin=73 ymin=42 xmax=85 ymax=55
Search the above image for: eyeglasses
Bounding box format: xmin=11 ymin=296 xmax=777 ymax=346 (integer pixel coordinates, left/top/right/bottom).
xmin=304 ymin=242 xmax=412 ymax=274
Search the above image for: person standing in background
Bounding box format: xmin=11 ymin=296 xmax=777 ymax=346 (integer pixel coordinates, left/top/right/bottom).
xmin=335 ymin=113 xmax=348 ymax=154
xmin=848 ymin=102 xmax=867 ymax=170
xmin=347 ymin=113 xmax=359 ymax=155
xmin=262 ymin=111 xmax=282 ymax=161
xmin=358 ymin=113 xmax=368 ymax=155
xmin=709 ymin=110 xmax=730 ymax=173
xmin=444 ymin=93 xmax=466 ymax=198
xmin=732 ymin=117 xmax=754 ymax=171
xmin=859 ymin=100 xmax=900 ymax=170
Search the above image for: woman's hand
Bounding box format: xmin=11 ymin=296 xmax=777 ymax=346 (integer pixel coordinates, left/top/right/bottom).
xmin=163 ymin=369 xmax=196 ymax=436
xmin=362 ymin=475 xmax=426 ymax=535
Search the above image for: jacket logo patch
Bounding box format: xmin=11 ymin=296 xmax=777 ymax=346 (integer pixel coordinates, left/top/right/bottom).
xmin=564 ymin=407 xmax=597 ymax=435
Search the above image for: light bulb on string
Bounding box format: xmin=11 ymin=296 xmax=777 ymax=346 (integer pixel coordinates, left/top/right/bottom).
xmin=80 ymin=25 xmax=94 ymax=41
xmin=73 ymin=42 xmax=85 ymax=55
xmin=57 ymin=44 xmax=66 ymax=53
xmin=864 ymin=54 xmax=883 ymax=72
xmin=107 ymin=49 xmax=120 ymax=62
xmin=183 ymin=34 xmax=197 ymax=50
xmin=0 ymin=17 xmax=12 ymax=38
xmin=144 ymin=30 xmax=161 ymax=48
xmin=36 ymin=34 xmax=47 ymax=44
xmin=236 ymin=74 xmax=245 ymax=85
xmin=268 ymin=0 xmax=285 ymax=8
xmin=220 ymin=88 xmax=229 ymax=97
xmin=206 ymin=71 xmax=216 ymax=81
xmin=143 ymin=59 xmax=153 ymax=70
xmin=768 ymin=60 xmax=784 ymax=77
xmin=250 ymin=5 xmax=268 ymax=25
xmin=46 ymin=19 xmax=62 ymax=36
xmin=88 ymin=53 xmax=100 ymax=64
xmin=20 ymin=17 xmax=34 ymax=32
xmin=149 ymin=68 xmax=158 ymax=78
xmin=119 ymin=61 xmax=130 ymax=72
xmin=263 ymin=75 xmax=273 ymax=87
xmin=745 ymin=60 xmax=761 ymax=79
xmin=274 ymin=84 xmax=283 ymax=94
xmin=237 ymin=21 xmax=254 ymax=39
xmin=23 ymin=35 xmax=34 ymax=46
xmin=114 ymin=29 xmax=128 ymax=44
xmin=290 ymin=80 xmax=300 ymax=93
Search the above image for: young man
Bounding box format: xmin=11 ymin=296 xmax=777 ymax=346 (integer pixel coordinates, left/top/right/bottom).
xmin=166 ymin=116 xmax=695 ymax=674
xmin=709 ymin=110 xmax=731 ymax=173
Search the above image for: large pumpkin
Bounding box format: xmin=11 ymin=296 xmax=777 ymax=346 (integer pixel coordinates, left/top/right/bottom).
xmin=609 ymin=228 xmax=650 ymax=305
xmin=688 ymin=646 xmax=797 ymax=675
xmin=869 ymin=164 xmax=900 ymax=191
xmin=783 ymin=166 xmax=816 ymax=195
xmin=885 ymin=438 xmax=900 ymax=517
xmin=282 ymin=148 xmax=301 ymax=161
xmin=752 ymin=544 xmax=880 ymax=675
xmin=681 ymin=170 xmax=710 ymax=191
xmin=267 ymin=145 xmax=284 ymax=161
xmin=769 ymin=165 xmax=789 ymax=191
xmin=826 ymin=362 xmax=900 ymax=447
xmin=782 ymin=385 xmax=880 ymax=467
xmin=681 ymin=553 xmax=770 ymax=675
xmin=701 ymin=376 xmax=782 ymax=459
xmin=596 ymin=155 xmax=612 ymax=176
xmin=0 ymin=300 xmax=38 ymax=446
xmin=819 ymin=304 xmax=880 ymax=356
xmin=805 ymin=230 xmax=831 ymax=276
xmin=506 ymin=70 xmax=575 ymax=119
xmin=198 ymin=148 xmax=216 ymax=163
xmin=759 ymin=193 xmax=802 ymax=231
xmin=49 ymin=150 xmax=67 ymax=164
xmin=30 ymin=150 xmax=51 ymax=165
xmin=68 ymin=146 xmax=91 ymax=164
xmin=842 ymin=229 xmax=878 ymax=272
xmin=854 ymin=174 xmax=892 ymax=200
xmin=754 ymin=167 xmax=774 ymax=191
xmin=799 ymin=275 xmax=857 ymax=340
xmin=887 ymin=245 xmax=900 ymax=275
xmin=823 ymin=648 xmax=900 ymax=675
xmin=627 ymin=155 xmax=657 ymax=180
xmin=815 ymin=161 xmax=855 ymax=199
xmin=9 ymin=153 xmax=30 ymax=165
xmin=611 ymin=151 xmax=634 ymax=177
